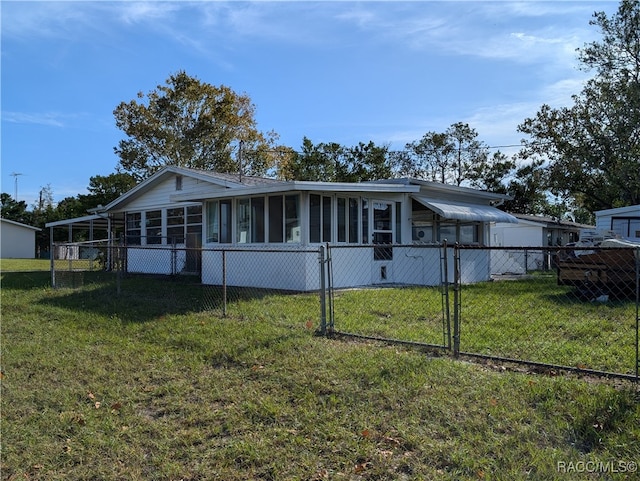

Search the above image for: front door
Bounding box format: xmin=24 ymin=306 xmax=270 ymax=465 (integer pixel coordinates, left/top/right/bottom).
xmin=185 ymin=226 xmax=202 ymax=274
xmin=371 ymin=200 xmax=394 ymax=282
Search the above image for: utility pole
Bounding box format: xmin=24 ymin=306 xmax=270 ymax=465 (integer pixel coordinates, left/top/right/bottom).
xmin=10 ymin=172 xmax=23 ymax=201
xmin=238 ymin=141 xmax=243 ymax=183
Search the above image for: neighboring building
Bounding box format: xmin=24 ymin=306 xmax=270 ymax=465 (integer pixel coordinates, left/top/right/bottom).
xmin=1 ymin=218 xmax=40 ymax=259
xmin=595 ymin=205 xmax=640 ymax=241
xmin=491 ymin=213 xmax=593 ymax=248
xmin=48 ymin=166 xmax=518 ymax=290
xmin=489 ymin=214 xmax=594 ymax=275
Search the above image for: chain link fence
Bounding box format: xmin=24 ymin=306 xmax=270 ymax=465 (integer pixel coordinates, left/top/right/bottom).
xmin=51 ymin=241 xmax=323 ymax=324
xmin=327 ymin=243 xmax=639 ymax=381
xmin=51 ymin=240 xmax=639 ymax=381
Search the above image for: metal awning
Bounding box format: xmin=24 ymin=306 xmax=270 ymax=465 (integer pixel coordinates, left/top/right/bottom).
xmin=45 ymin=214 xmax=111 ymax=229
xmin=413 ymin=196 xmax=518 ymax=223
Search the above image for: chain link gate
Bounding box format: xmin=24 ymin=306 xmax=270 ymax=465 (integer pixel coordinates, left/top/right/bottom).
xmin=323 ymin=243 xmax=453 ymax=351
xmin=322 ymin=242 xmax=639 ymax=385
xmin=451 ymin=245 xmax=639 ymax=382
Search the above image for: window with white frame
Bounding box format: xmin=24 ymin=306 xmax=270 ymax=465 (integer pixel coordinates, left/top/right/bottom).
xmin=145 ymin=210 xmax=162 ymax=244
xmin=337 ymin=197 xmax=360 ymax=243
xmin=309 ymin=194 xmax=332 ymax=243
xmin=206 ymin=200 xmax=232 ymax=243
xmin=126 ymin=212 xmax=142 ymax=245
xmin=237 ymin=197 xmax=265 ymax=244
xmin=126 ymin=206 xmax=202 ymax=246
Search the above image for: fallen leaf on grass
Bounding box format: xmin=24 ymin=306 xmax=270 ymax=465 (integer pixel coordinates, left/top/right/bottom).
xmin=87 ymin=392 xmax=95 ymax=400
xmin=354 ymin=462 xmax=372 ymax=473
xmin=382 ymin=435 xmax=401 ymax=446
xmin=94 ymin=401 xmax=101 ymax=409
xmin=305 ymin=320 xmax=314 ymax=330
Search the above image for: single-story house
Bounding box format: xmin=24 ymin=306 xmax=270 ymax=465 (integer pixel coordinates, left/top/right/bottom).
xmin=595 ymin=205 xmax=640 ymax=241
xmin=1 ymin=218 xmax=40 ymax=259
xmin=48 ymin=166 xmax=518 ymax=290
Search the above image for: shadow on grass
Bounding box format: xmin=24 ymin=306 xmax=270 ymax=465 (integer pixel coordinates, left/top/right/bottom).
xmin=543 ymin=289 xmax=638 ymax=306
xmin=1 ymin=270 xmax=302 ymax=324
xmin=1 ymin=271 xmax=51 ymax=290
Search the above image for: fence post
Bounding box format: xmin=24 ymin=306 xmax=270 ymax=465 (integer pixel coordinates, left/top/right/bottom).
xmin=318 ymin=245 xmax=327 ymax=336
xmin=116 ymin=242 xmax=122 ymax=297
xmin=635 ymin=247 xmax=639 ymax=386
xmin=326 ymin=243 xmax=335 ymax=333
xmin=441 ymin=240 xmax=452 ymax=350
xmin=452 ymin=243 xmax=461 ymax=357
xmin=222 ymin=249 xmax=227 ymax=317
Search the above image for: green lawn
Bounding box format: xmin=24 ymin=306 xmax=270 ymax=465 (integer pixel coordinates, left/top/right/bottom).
xmin=331 ymin=274 xmax=638 ymax=376
xmin=2 ymin=260 xmax=639 ymax=480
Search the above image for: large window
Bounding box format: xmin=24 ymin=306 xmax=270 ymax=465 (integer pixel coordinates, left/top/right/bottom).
xmin=167 ymin=207 xmax=185 ymax=243
xmin=309 ymin=194 xmax=332 ymax=243
xmin=206 ymin=200 xmax=232 ymax=243
xmin=126 ymin=213 xmax=141 ymax=245
xmin=269 ymin=195 xmax=284 ymax=243
xmin=146 ymin=210 xmax=162 ymax=244
xmin=337 ymin=197 xmax=360 ymax=243
xmin=284 ymin=195 xmax=300 ymax=243
xmin=237 ymin=197 xmax=265 ymax=243
xmin=128 ymin=206 xmax=202 ymax=246
xmin=612 ymin=217 xmax=640 ymax=239
xmin=207 ymin=196 xmax=297 ymax=245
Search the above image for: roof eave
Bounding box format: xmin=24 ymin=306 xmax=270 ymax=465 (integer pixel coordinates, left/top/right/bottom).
xmin=169 ymin=181 xmax=420 ymax=202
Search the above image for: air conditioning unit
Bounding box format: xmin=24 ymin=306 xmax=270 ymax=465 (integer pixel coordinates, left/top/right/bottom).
xmin=412 ymin=226 xmax=431 ymax=243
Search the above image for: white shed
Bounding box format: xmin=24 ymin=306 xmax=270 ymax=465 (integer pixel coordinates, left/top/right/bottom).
xmin=1 ymin=218 xmax=40 ymax=258
xmin=595 ymin=205 xmax=640 ymax=241
xmin=489 ymin=214 xmax=592 ymax=275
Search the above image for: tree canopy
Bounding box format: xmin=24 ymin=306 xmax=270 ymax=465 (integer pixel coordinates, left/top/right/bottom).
xmin=279 ymin=138 xmax=392 ymax=182
xmin=114 ymin=71 xmax=281 ymax=180
xmin=518 ymin=0 xmax=640 ymax=212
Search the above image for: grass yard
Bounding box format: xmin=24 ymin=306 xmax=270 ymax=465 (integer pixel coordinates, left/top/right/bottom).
xmin=331 ymin=274 xmax=639 ymax=376
xmin=2 ymin=259 xmax=639 ymax=480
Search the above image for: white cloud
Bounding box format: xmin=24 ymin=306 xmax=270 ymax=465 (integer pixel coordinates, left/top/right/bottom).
xmin=3 ymin=111 xmax=66 ymax=127
xmin=116 ymin=2 xmax=180 ymax=25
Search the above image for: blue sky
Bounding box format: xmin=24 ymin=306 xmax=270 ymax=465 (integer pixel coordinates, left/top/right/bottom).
xmin=2 ymin=0 xmax=618 ymax=206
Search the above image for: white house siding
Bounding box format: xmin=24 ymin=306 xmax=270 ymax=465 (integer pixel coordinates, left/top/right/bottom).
xmin=1 ymin=220 xmax=38 ymax=258
xmin=201 ymin=248 xmax=320 ymax=291
xmin=198 ymin=245 xmax=492 ymax=292
xmin=490 ymin=221 xmax=545 ymax=275
xmin=123 ymin=175 xmax=218 ymax=212
xmin=596 ymin=205 xmax=640 ymax=240
xmin=127 ymin=246 xmax=187 ymax=275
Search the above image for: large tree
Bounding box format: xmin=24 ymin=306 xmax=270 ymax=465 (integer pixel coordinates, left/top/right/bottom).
xmin=114 ymin=71 xmax=280 ymax=180
xmin=0 ymin=193 xmax=31 ymax=224
xmin=402 ymin=123 xmax=510 ymax=187
xmin=280 ymin=138 xmax=392 ymax=182
xmin=518 ymin=0 xmax=640 ymax=212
